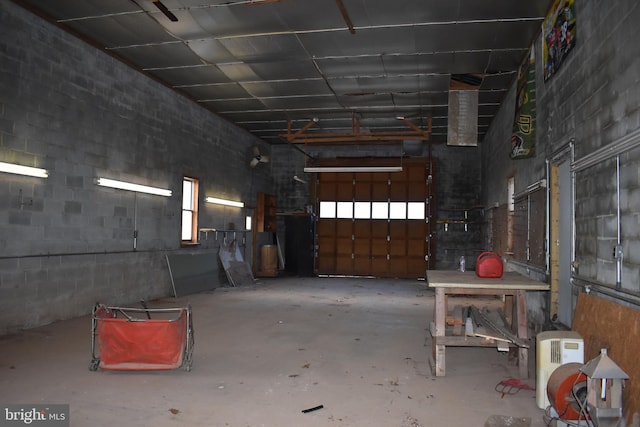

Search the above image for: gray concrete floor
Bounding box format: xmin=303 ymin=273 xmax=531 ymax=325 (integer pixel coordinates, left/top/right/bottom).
xmin=0 ymin=276 xmax=547 ymax=426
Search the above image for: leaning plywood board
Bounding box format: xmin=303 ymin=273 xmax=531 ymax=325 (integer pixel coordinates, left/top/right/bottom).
xmin=166 ymin=252 xmax=218 ymax=297
xmin=219 ymin=239 xmax=255 ymax=287
xmin=573 ymin=293 xmax=639 ymax=425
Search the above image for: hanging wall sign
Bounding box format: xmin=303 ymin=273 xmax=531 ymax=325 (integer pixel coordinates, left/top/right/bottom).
xmin=542 ymin=0 xmax=577 ymax=82
xmin=511 ymin=48 xmax=536 ymax=160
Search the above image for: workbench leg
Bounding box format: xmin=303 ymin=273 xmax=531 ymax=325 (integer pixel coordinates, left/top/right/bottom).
xmin=431 ymin=287 xmax=446 ymax=377
xmin=432 ymin=341 xmax=445 ymax=377
xmin=516 ymin=290 xmax=529 ymax=379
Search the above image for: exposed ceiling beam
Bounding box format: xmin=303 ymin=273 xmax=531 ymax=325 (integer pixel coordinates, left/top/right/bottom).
xmin=335 ymin=0 xmax=356 ymax=34
xmin=151 ymin=0 xmax=178 ymax=22
xmin=280 ymin=115 xmax=432 ymax=144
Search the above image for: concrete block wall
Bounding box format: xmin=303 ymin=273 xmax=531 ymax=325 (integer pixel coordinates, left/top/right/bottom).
xmin=538 ymin=0 xmax=640 ymax=295
xmin=481 ymin=0 xmax=640 ymax=307
xmin=269 ymin=141 xmax=484 ymax=272
xmin=430 ymin=144 xmax=483 ymax=270
xmin=271 ymin=144 xmax=310 ymax=213
xmin=0 ymin=2 xmax=271 ymax=334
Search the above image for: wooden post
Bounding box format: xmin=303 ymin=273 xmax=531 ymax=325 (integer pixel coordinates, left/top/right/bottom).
xmin=516 ymin=290 xmax=529 ymax=378
xmin=549 ymin=164 xmax=560 ymax=320
xmin=432 ymin=287 xmax=446 ymax=376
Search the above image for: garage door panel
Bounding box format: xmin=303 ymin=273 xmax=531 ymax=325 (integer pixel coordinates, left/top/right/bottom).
xmin=407 ymin=221 xmax=426 ymax=234
xmin=315 ymin=158 xmax=430 ymax=278
xmin=354 ymin=238 xmax=370 ymax=255
xmin=354 ymin=221 xmax=371 ymax=236
xmin=371 ymin=259 xmax=389 ymax=276
xmin=371 ymin=239 xmax=388 ymax=256
xmin=407 ymin=165 xmax=426 ymax=181
xmin=390 ymin=168 xmax=408 ymax=181
xmin=407 ymin=185 xmax=426 ymax=200
xmin=318 ymin=240 xmax=336 ymax=256
xmin=372 ymin=182 xmax=389 ymax=200
xmin=336 ymin=220 xmax=353 ymax=236
xmin=317 ymin=184 xmax=336 ymax=200
xmin=407 ymin=258 xmax=426 ymax=275
xmin=336 ymin=256 xmax=354 ymax=274
xmin=317 ymin=256 xmax=336 ymax=273
xmin=389 ymin=222 xmax=408 ymax=238
xmin=389 ymin=185 xmax=407 ymax=200
xmin=407 ymin=239 xmax=425 ymax=256
xmin=317 ymin=220 xmax=336 ymax=236
xmin=337 ymin=183 xmax=354 ymax=200
xmin=354 ymin=180 xmax=371 ymax=199
xmin=354 ymin=256 xmax=370 ymax=275
xmin=336 ymin=237 xmax=353 ymax=255
xmin=370 ymin=171 xmax=389 ymax=181
xmin=371 ymin=221 xmax=388 ymax=238
xmin=389 ymin=240 xmax=407 ymax=256
xmin=389 ymin=257 xmax=408 ymax=275
xmin=319 ymin=172 xmax=338 ymax=182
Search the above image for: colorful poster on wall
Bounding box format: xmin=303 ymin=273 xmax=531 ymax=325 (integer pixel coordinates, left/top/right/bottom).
xmin=542 ymin=0 xmax=576 ymax=81
xmin=511 ymin=48 xmax=536 ymax=160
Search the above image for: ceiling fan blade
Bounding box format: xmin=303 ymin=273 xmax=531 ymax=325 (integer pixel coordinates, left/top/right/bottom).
xmin=252 ymin=146 xmax=260 ymax=156
xmin=250 ymin=157 xmax=260 ymax=168
xmin=259 ymin=155 xmax=269 ymax=163
xmin=152 ymin=0 xmax=178 ymax=22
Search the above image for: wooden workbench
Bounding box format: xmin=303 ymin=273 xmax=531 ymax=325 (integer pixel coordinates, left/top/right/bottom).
xmin=427 ymin=270 xmax=549 ymax=378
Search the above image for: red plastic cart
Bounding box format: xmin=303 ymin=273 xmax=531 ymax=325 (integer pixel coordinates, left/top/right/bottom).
xmin=90 ymin=303 xmax=194 ymax=372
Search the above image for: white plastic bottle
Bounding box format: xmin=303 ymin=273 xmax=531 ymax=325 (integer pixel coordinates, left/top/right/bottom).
xmin=459 ymin=256 xmax=465 ymax=272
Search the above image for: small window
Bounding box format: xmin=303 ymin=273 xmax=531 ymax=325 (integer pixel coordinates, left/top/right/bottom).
xmin=389 ymin=202 xmax=406 ymax=219
xmin=319 ymin=201 xmax=336 ymax=218
xmin=407 ymin=202 xmax=425 ymax=219
xmin=354 ymin=202 xmax=371 ymax=219
xmin=336 ymin=201 xmax=353 ymax=219
xmin=371 ymin=202 xmax=389 ymax=219
xmin=507 ymin=176 xmax=515 ymax=212
xmin=181 ymin=177 xmax=199 ymax=243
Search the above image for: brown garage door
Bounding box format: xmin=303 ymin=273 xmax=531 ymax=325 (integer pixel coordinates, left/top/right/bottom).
xmin=315 ymin=158 xmax=432 ymax=279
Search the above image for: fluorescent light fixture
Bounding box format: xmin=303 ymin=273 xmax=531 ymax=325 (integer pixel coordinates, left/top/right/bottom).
xmin=205 ymin=197 xmax=244 ymax=208
xmin=303 ymin=166 xmax=402 ymax=173
xmin=96 ymin=177 xmax=172 ymax=197
xmin=0 ymin=161 xmax=48 ymax=178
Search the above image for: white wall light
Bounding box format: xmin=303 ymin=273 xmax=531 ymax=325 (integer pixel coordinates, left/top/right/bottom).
xmin=96 ymin=177 xmax=172 ymax=197
xmin=205 ymin=197 xmax=244 ymax=208
xmin=303 ymin=166 xmax=402 ymax=173
xmin=0 ymin=161 xmax=48 ymax=178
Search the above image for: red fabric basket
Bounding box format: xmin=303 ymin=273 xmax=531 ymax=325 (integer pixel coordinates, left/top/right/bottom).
xmin=96 ymin=310 xmax=187 ymax=370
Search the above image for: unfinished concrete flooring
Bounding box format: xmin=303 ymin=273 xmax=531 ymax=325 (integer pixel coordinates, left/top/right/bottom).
xmin=0 ymin=277 xmax=546 ymax=426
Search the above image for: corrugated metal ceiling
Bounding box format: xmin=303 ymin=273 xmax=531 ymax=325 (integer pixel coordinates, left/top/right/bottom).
xmin=13 ymin=0 xmax=552 ymax=144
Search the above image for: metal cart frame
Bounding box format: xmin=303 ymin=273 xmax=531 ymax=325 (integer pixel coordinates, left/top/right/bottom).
xmin=90 ymin=303 xmax=194 ymax=372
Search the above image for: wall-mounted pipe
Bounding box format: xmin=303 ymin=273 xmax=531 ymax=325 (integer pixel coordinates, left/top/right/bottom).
xmin=133 ymin=192 xmax=138 ymax=251
xmin=545 ymin=159 xmax=550 ymax=276
xmin=615 ymin=155 xmax=622 ymax=289
xmin=572 ymin=276 xmax=640 ymax=308
xmin=572 ymin=127 xmax=640 ymax=172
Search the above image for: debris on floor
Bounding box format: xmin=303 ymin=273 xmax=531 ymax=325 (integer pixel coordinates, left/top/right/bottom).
xmin=401 ymin=414 xmax=422 ymax=427
xmin=301 ymin=404 xmax=324 ymax=413
xmin=447 ymin=304 xmax=529 ymax=349
xmin=484 ymin=414 xmax=531 ymax=427
xmin=495 ymin=378 xmax=535 ymax=398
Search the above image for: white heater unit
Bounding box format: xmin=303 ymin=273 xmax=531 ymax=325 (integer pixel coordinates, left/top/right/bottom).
xmin=536 ymin=330 xmax=584 ymax=409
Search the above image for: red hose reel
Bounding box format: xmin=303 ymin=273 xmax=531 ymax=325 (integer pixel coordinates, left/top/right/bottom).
xmin=546 ymin=362 xmax=590 ymax=420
